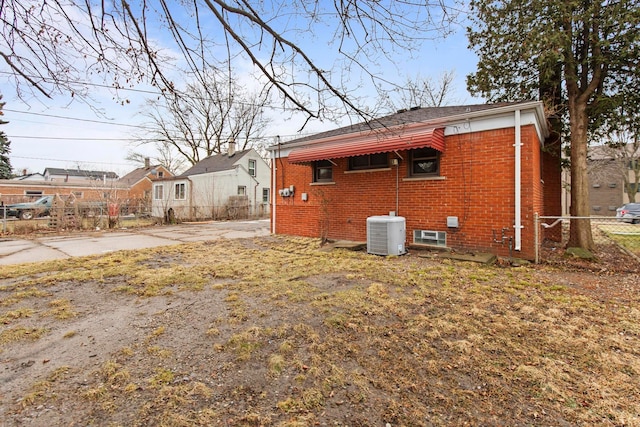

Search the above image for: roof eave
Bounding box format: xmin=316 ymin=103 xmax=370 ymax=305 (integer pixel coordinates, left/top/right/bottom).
xmin=267 ymin=101 xmax=549 ymax=152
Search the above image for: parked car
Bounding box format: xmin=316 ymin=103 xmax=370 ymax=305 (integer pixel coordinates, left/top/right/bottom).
xmin=616 ymin=203 xmax=640 ymax=224
xmin=2 ymin=196 xmax=54 ymax=220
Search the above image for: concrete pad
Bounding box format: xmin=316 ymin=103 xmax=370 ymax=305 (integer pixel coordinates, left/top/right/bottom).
xmin=0 ymin=239 xmax=36 ymax=256
xmin=0 ymin=245 xmax=68 ymax=265
xmin=416 ymin=250 xmax=497 ymax=264
xmin=331 ymin=241 xmax=367 ymax=251
xmin=0 ymin=219 xmax=272 ymax=266
xmin=43 ymin=233 xmax=182 ymax=257
xmin=219 ymin=230 xmax=266 ymax=240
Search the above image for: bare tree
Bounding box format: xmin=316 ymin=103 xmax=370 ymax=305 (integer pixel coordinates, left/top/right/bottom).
xmin=136 ymin=67 xmax=270 ymax=166
xmin=126 ymin=140 xmax=187 ymax=175
xmin=380 ymin=70 xmax=460 ymax=113
xmin=1 ymin=1 xmax=456 ymax=125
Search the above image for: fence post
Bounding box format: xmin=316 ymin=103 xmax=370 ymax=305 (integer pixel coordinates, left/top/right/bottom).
xmin=534 ymin=212 xmax=539 ymax=264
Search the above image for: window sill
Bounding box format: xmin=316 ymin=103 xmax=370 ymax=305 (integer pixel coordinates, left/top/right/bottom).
xmin=402 ymin=176 xmax=446 ymax=182
xmin=310 ymin=181 xmax=336 ymax=186
xmin=344 ymin=168 xmax=391 ymax=174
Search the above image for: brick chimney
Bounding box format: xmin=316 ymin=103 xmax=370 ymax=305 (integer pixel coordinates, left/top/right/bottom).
xmin=228 ymin=139 xmax=236 ymax=157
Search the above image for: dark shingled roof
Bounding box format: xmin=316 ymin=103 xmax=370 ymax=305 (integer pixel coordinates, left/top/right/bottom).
xmin=277 ymin=102 xmax=524 ymax=147
xmin=44 ymin=168 xmax=119 ymax=179
xmin=177 ymin=149 xmax=252 ymax=177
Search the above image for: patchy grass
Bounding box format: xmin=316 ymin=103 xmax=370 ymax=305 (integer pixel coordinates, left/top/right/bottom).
xmin=0 ymin=326 xmax=47 ymax=347
xmin=21 ymin=366 xmax=71 ymax=407
xmin=1 ymin=235 xmax=639 ymax=426
xmin=598 ymin=223 xmax=640 ymax=255
xmin=44 ymin=299 xmax=77 ymax=319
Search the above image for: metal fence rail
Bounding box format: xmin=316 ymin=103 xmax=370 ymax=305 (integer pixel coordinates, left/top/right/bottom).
xmin=535 ymin=214 xmax=640 ymax=264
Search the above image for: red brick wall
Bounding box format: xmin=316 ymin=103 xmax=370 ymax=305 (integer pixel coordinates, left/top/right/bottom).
xmin=0 ymin=184 xmax=122 ymax=201
xmin=273 ymin=125 xmax=555 ymax=260
xmin=541 ymin=139 xmax=563 ymax=241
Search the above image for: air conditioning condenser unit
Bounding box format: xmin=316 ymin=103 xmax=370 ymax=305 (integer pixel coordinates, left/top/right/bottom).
xmin=367 ymin=216 xmax=406 ymax=256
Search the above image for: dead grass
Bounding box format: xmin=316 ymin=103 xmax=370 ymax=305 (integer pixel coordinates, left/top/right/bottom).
xmin=1 ymin=235 xmax=639 ymax=426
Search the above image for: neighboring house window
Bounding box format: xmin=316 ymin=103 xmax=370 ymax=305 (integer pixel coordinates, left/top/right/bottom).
xmin=409 ymin=147 xmax=440 ymax=177
xmin=248 ymin=159 xmax=257 ymax=177
xmin=238 ymin=186 xmax=246 ymax=195
xmin=174 ymin=183 xmax=186 ymax=200
xmin=314 ymin=160 xmax=333 ymax=182
xmin=348 ymin=153 xmax=388 ymax=170
xmin=25 ymin=190 xmax=43 ymax=197
xmin=157 ymin=171 xmax=164 ymax=178
xmin=262 ymin=188 xmax=270 ymax=203
xmin=154 ymin=185 xmax=164 ymax=200
xmin=73 ymin=191 xmax=84 ymax=198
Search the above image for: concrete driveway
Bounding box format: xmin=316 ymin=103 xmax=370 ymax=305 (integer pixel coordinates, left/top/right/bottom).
xmin=0 ymin=219 xmax=271 ymax=266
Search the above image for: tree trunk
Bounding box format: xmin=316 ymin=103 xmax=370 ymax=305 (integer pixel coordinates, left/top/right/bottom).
xmin=567 ymin=98 xmax=595 ymax=250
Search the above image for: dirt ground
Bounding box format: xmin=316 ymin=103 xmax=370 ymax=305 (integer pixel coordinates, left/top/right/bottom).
xmin=1 ymin=236 xmax=639 ymax=426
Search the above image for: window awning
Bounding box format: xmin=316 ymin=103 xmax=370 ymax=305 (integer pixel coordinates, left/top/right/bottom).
xmin=287 ymin=127 xmax=445 ymax=163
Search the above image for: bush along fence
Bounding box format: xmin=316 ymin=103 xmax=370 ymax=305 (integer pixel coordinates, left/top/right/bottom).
xmin=534 ymin=213 xmax=640 ymax=264
xmin=157 ymin=198 xmax=271 ymax=224
xmin=1 ymin=197 xmax=153 ymax=234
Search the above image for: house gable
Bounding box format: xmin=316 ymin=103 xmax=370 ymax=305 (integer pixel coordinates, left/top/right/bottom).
xmin=178 ymin=149 xmax=254 ymax=177
xmin=151 ymin=149 xmax=271 ymax=221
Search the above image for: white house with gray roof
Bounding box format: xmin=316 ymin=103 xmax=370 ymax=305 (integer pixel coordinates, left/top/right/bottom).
xmin=151 ymin=144 xmax=271 ymax=221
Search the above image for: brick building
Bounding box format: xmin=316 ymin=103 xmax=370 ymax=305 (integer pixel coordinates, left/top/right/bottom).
xmin=1 ymin=161 xmax=173 ymax=214
xmin=267 ymin=101 xmax=562 ymax=260
xmin=585 ymin=144 xmax=640 ymax=216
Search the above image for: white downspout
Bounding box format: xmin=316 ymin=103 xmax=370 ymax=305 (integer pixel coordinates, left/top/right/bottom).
xmin=514 ymin=110 xmax=522 ymax=251
xmin=271 ymin=158 xmax=276 ymax=234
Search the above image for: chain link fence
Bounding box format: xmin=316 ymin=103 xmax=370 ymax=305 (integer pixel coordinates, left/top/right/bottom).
xmin=535 ymin=214 xmax=640 ymax=264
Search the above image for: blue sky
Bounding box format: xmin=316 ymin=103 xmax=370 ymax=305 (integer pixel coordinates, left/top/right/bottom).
xmin=0 ymin=2 xmax=480 ymax=177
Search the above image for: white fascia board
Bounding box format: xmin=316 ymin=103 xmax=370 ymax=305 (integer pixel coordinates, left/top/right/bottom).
xmin=444 ymin=106 xmax=548 ymax=143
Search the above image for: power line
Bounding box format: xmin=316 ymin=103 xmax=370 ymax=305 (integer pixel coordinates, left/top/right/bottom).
xmin=11 ymin=155 xmax=135 ymax=167
xmin=4 ymin=108 xmax=147 ymax=129
xmin=0 ymin=71 xmax=163 ymax=97
xmin=4 ymin=108 xmax=321 ymax=141
xmin=0 ymin=70 xmax=312 ymax=113
xmin=11 ymin=135 xmax=151 ymax=141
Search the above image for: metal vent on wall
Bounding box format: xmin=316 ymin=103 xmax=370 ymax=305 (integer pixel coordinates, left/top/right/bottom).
xmin=367 ymin=216 xmax=406 ymax=256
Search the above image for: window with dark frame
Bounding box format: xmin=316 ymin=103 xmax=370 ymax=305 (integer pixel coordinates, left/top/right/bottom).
xmin=313 ymin=160 xmax=333 ymax=182
xmin=174 ymin=183 xmax=186 ymax=200
xmin=410 ymin=147 xmax=440 ymax=177
xmin=348 ymin=153 xmax=388 ymax=170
